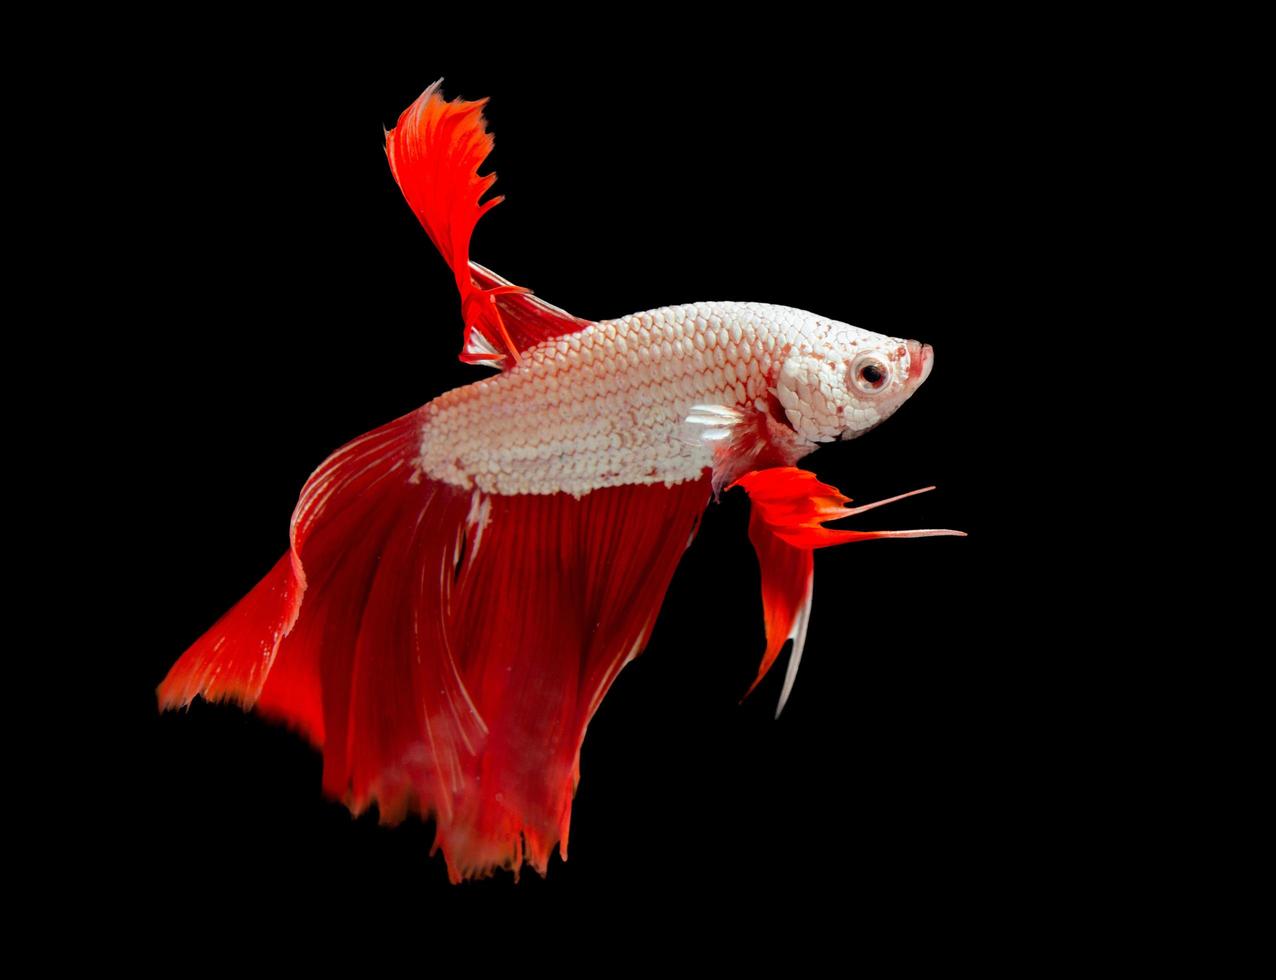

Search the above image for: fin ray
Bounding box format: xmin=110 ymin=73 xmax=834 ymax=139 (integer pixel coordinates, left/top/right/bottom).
xmin=160 ymin=399 xmax=711 ymax=880
xmin=385 ymin=81 xmax=592 ymax=367
xmin=731 ymin=466 xmax=964 ymax=711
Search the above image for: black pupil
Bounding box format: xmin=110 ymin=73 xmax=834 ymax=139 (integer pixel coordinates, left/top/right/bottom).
xmin=861 ymin=363 xmax=884 ymax=386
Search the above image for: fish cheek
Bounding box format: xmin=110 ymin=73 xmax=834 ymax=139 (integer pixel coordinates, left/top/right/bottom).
xmin=838 ymin=400 xmax=886 ymax=440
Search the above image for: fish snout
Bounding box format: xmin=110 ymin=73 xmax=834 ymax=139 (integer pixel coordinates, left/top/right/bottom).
xmin=906 ymin=341 xmax=934 ymax=385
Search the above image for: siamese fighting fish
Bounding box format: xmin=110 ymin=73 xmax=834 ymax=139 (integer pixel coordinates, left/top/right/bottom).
xmin=159 ymin=80 xmax=964 ymax=882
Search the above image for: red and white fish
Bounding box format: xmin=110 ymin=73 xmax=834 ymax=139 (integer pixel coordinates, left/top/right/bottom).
xmin=158 ymin=80 xmax=964 ymax=882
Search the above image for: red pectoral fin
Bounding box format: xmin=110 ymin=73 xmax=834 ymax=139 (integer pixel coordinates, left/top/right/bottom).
xmin=385 ymin=81 xmax=592 ymax=367
xmin=731 ymin=467 xmax=965 ymax=714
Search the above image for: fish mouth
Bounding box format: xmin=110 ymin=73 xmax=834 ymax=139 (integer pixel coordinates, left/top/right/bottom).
xmin=907 ymin=342 xmax=934 ymax=385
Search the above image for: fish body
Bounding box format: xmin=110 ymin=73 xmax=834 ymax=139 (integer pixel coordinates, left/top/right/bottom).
xmin=159 ymin=81 xmax=962 ymax=882
xmin=420 ymin=299 xmax=932 ymax=497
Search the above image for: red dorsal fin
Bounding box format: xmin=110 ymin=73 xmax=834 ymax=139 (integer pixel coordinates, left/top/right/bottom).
xmin=384 ymin=80 xmax=592 ymax=368
xmin=467 ymin=261 xmax=592 ymax=358
xmin=731 ymin=467 xmax=966 ymax=715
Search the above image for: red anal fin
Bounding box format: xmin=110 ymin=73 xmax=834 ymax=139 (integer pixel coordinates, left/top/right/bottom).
xmin=384 ymin=80 xmax=593 ymax=368
xmin=443 ymin=476 xmax=711 ymax=880
xmin=731 ymin=467 xmax=965 ymax=715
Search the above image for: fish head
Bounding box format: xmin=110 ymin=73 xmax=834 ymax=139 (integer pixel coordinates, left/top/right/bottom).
xmin=774 ymin=322 xmax=934 ymax=444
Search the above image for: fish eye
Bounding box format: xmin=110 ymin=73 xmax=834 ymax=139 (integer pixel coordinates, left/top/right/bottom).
xmin=851 ymin=354 xmax=891 ymax=394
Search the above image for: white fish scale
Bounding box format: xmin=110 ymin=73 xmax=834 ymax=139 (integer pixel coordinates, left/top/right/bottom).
xmin=415 ymin=301 xmax=907 ymax=497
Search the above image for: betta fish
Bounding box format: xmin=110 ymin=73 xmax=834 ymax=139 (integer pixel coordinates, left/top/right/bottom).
xmin=158 ymin=80 xmax=964 ymax=882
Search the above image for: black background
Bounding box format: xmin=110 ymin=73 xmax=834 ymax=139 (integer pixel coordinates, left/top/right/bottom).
xmin=101 ymin=22 xmax=1073 ymax=945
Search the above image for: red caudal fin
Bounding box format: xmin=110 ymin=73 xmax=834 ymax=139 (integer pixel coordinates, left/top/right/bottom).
xmin=385 ymin=80 xmax=592 ymax=368
xmin=158 ymin=406 xmax=711 ymax=880
xmin=730 ymin=467 xmax=965 ymax=715
xmin=157 ymin=552 xmax=306 ymax=724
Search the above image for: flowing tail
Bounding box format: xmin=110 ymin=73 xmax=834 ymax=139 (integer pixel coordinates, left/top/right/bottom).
xmin=160 ymin=408 xmax=710 ymax=880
